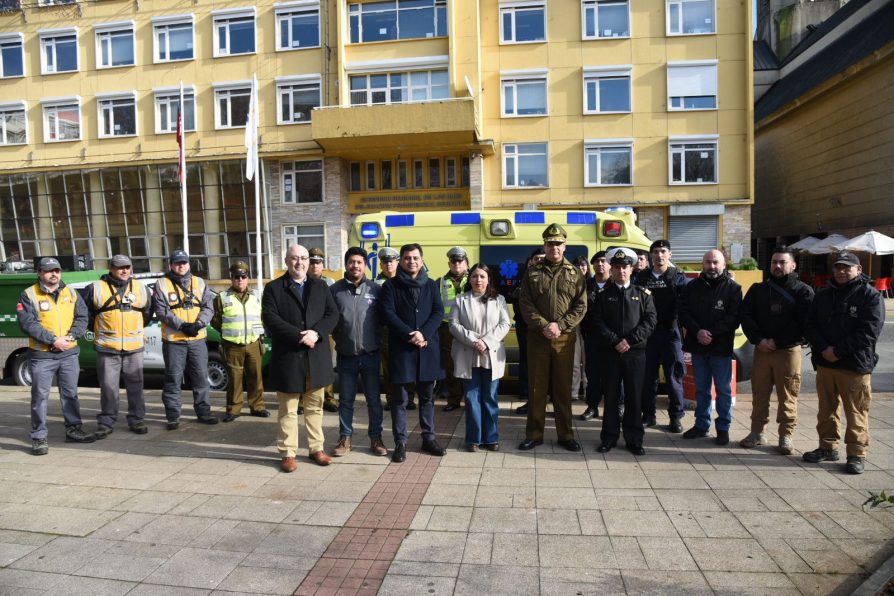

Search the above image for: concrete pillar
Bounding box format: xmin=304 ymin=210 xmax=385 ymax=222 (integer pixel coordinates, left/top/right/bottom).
xmin=87 ymin=171 xmax=109 ymax=264
xmin=201 ymin=162 xmax=223 ymax=279
xmin=469 ymin=154 xmax=484 ymax=209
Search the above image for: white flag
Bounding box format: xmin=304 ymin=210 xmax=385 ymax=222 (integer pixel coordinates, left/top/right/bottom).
xmin=244 ymin=74 xmax=259 ymax=181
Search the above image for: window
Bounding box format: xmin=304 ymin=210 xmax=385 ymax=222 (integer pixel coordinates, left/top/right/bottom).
xmin=214 ymin=83 xmax=251 ymax=129
xmin=349 ymin=162 xmax=361 ymax=191
xmin=428 ymin=158 xmax=440 ymax=187
xmin=213 ymin=8 xmax=256 ymax=57
xmin=669 ymin=136 xmax=718 ymax=184
xmin=413 ymin=159 xmax=424 ymax=188
xmin=381 ymin=160 xmax=392 ymax=190
xmin=37 ymin=0 xmax=75 ymax=6
xmin=500 ymin=2 xmax=545 ymax=43
xmin=276 ymin=2 xmax=320 ymax=50
xmin=95 ymin=23 xmax=134 ymax=69
xmin=39 ymin=29 xmax=78 ymax=74
xmin=582 ymin=0 xmax=629 ymax=38
xmin=365 ymin=161 xmax=376 ymax=190
xmin=282 ymin=160 xmax=323 ymax=204
xmin=349 ymin=0 xmax=447 ymax=44
xmin=503 ymin=142 xmax=547 ymax=188
xmin=276 ymin=75 xmax=321 ymax=124
xmin=397 ymin=160 xmax=408 ymax=189
xmin=153 ymin=15 xmax=194 ymax=62
xmin=349 ymin=69 xmax=448 ymax=105
xmin=0 ymin=102 xmax=26 ymax=145
xmin=583 ymin=66 xmax=631 ymax=113
xmin=154 ymin=88 xmax=196 ymax=134
xmin=584 ymin=141 xmax=632 ymax=186
xmin=97 ymin=93 xmax=137 ymax=138
xmin=501 ymin=72 xmax=547 ymax=116
xmin=283 ymin=223 xmax=324 ymax=252
xmin=42 ymin=99 xmax=80 ymax=142
xmin=0 ymin=33 xmax=24 ymax=78
xmin=667 ymin=0 xmax=715 ymax=35
xmin=667 ymin=61 xmax=717 ymax=110
xmin=445 ymin=158 xmax=456 ymax=187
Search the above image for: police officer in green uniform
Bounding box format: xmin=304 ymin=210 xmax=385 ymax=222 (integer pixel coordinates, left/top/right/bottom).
xmin=212 ymin=261 xmax=268 ymax=422
xmin=518 ymin=224 xmax=587 ymax=452
xmin=438 ymin=246 xmax=469 ymax=412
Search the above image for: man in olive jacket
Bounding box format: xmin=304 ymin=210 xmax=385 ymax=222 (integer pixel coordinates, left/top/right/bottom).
xmin=262 ymin=243 xmax=339 ymax=473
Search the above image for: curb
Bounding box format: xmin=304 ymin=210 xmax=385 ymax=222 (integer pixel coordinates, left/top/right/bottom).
xmin=852 ymin=551 xmax=894 ymax=595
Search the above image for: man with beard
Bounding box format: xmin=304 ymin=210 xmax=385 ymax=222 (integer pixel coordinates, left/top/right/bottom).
xmin=739 ymin=246 xmax=813 ymax=454
xmin=85 ymin=255 xmax=153 ymax=437
xmin=380 ymin=243 xmax=446 ymax=462
xmin=679 ymin=250 xmax=742 ymax=445
xmin=438 ymin=247 xmax=470 ymax=412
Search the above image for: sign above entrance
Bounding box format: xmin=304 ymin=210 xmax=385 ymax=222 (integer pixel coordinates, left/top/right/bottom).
xmin=347 ymin=189 xmax=470 ymax=214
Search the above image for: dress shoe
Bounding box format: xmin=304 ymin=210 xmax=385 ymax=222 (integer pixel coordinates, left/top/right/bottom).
xmin=558 ymin=439 xmax=582 ymax=452
xmin=129 ymin=422 xmax=149 ymax=435
xmin=628 ymin=445 xmax=646 ymax=456
xmin=309 ymin=450 xmax=332 ymax=466
xmin=518 ymin=438 xmax=542 ymax=451
xmin=197 ymin=415 xmax=219 ymax=425
xmin=421 ymin=439 xmax=446 ymax=456
xmin=166 ymin=419 xmax=180 ymax=431
xmin=332 ymin=436 xmax=351 ymax=457
xmin=715 ymin=430 xmax=730 ymax=446
xmin=483 ymin=443 xmax=500 ymax=452
xmin=392 ymin=443 xmax=407 ymax=463
xmin=443 ymin=403 xmax=460 ymax=412
xmin=580 ymin=407 xmax=597 ymax=421
xmin=596 ymin=443 xmax=613 ymax=453
xmin=296 ymin=406 xmax=304 ymax=415
xmin=371 ymin=437 xmax=389 ymax=456
xmin=668 ymin=418 xmax=683 ymax=433
xmin=322 ymin=401 xmax=338 ymax=413
xmin=643 ymin=414 xmax=657 ymax=427
xmin=250 ymin=409 xmax=271 ymax=418
xmin=222 ymin=413 xmax=238 ymax=423
xmin=466 ymin=444 xmax=479 ymax=452
xmin=94 ymin=424 xmax=114 ymax=440
xmin=280 ymin=456 xmax=297 ymax=473
xmin=682 ymin=426 xmax=709 ymax=439
xmin=515 ymin=403 xmax=528 ymax=415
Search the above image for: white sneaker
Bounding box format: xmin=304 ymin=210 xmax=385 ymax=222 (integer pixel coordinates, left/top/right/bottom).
xmin=778 ymin=435 xmax=794 ymax=455
xmin=739 ymin=432 xmax=767 ymax=449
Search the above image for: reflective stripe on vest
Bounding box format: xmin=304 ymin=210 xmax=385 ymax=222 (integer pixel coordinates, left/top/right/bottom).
xmin=158 ymin=276 xmax=207 ymax=342
xmin=220 ymin=289 xmax=263 ymax=345
xmin=25 ymin=284 xmax=77 ymax=351
xmin=439 ymin=274 xmax=467 ymax=321
xmin=92 ymin=279 xmax=149 ymax=352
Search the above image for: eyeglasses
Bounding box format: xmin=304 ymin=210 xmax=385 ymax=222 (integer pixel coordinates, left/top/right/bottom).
xmin=546 ymin=241 xmax=564 ymax=247
xmin=287 ymin=256 xmax=310 ymax=262
xmin=232 ymin=274 xmax=248 ymax=279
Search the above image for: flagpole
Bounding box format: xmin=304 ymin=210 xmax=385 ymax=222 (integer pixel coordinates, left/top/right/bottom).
xmin=259 ymin=156 xmax=275 ymax=281
xmin=253 ymin=75 xmax=263 ymax=291
xmin=179 ymin=81 xmax=189 ymax=255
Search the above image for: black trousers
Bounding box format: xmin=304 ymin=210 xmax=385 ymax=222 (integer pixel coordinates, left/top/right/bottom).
xmin=599 ymin=349 xmax=646 ymax=448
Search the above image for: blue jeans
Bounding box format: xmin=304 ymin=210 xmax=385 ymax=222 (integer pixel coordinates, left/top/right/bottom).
xmin=691 ymin=353 xmax=734 ymax=432
xmin=337 ymin=352 xmax=383 ymax=438
xmin=463 ymin=368 xmax=500 ymax=446
xmin=30 ymin=354 xmax=82 ymax=439
xmin=642 ymin=328 xmax=686 ymax=421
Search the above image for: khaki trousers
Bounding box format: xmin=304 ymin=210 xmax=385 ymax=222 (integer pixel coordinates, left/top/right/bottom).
xmin=816 ymin=367 xmax=872 ymax=457
xmin=277 ymin=388 xmax=325 ymax=457
xmin=223 ymin=340 xmax=265 ymax=414
xmin=749 ymin=346 xmax=801 ymax=436
xmin=526 ymin=331 xmax=575 ymax=442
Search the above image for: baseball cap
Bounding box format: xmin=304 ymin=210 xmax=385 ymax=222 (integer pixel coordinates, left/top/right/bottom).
xmin=109 ymin=254 xmax=132 ymax=268
xmin=378 ymin=247 xmax=399 ymax=261
xmin=308 ymin=247 xmax=325 ymax=263
xmin=833 ymin=251 xmax=860 ymax=267
xmin=169 ymin=250 xmax=189 ymax=264
xmin=607 ymin=247 xmax=637 ymax=266
xmin=38 ymin=257 xmax=61 ymax=272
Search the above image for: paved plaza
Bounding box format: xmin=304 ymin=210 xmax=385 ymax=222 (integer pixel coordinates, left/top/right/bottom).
xmin=0 ymin=384 xmax=892 ymax=595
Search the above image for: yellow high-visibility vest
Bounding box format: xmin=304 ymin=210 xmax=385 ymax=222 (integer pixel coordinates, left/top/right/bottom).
xmin=158 ymin=276 xmax=207 ymax=342
xmin=219 ymin=289 xmax=263 ymax=345
xmin=25 ymin=284 xmax=77 ymax=351
xmin=439 ymin=274 xmax=467 ymax=321
xmin=91 ymin=279 xmax=150 ymax=352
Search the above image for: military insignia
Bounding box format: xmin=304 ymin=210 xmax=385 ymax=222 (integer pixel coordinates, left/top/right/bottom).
xmin=632 ymin=296 xmax=640 ymax=301
xmin=642 ymin=288 xmax=651 ymax=295
xmin=39 ymin=301 xmax=50 ymax=311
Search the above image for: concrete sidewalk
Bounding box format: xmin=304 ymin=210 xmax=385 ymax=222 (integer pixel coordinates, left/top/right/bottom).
xmin=0 ymin=386 xmax=892 ymax=595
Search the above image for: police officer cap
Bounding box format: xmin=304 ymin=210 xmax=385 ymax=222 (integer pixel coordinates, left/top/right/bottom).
xmin=543 ymin=224 xmax=567 ymax=243
xmin=650 ymin=239 xmax=671 ymax=251
xmin=109 ymin=254 xmax=132 ymax=268
xmin=378 ymin=246 xmax=399 ymax=261
xmin=229 ymin=260 xmax=250 ymax=275
xmin=607 ymin=247 xmax=637 ymax=266
xmin=169 ymin=249 xmax=189 ymax=264
xmin=833 ymin=250 xmax=860 ymax=267
xmin=38 ymin=257 xmax=61 ymax=271
xmin=447 ymin=246 xmax=467 ymax=261
xmin=308 ymin=247 xmax=325 ymax=263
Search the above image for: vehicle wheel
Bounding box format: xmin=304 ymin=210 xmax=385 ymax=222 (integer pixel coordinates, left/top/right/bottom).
xmin=12 ymin=352 xmax=31 ymax=387
xmin=207 ymin=351 xmax=229 ymax=392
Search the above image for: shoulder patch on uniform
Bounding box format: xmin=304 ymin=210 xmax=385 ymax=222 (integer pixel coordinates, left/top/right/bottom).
xmin=16 ymin=302 xmax=24 ymax=311
xmin=641 ymin=288 xmax=651 ymax=295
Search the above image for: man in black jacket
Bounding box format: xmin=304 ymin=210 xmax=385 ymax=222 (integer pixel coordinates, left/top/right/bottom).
xmin=679 ymin=250 xmax=742 ymax=446
xmin=590 ymin=248 xmax=657 ymax=455
xmin=803 ymin=251 xmax=884 ymax=475
xmin=635 ymin=239 xmax=690 ymax=432
xmin=738 ymin=246 xmax=813 ymax=454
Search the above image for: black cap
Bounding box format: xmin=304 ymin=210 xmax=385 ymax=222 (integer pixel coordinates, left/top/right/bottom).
xmin=591 ymin=250 xmax=607 ymax=263
xmin=170 ymin=250 xmax=189 ymax=264
xmin=833 ymin=251 xmax=860 ymax=267
xmin=650 ymin=239 xmax=671 ymax=251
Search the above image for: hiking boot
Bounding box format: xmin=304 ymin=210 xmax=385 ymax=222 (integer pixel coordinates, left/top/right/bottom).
xmin=802 ymin=448 xmax=839 ymax=463
xmin=65 ymin=425 xmax=96 ymax=443
xmin=333 ymin=436 xmax=352 ymax=457
xmin=739 ymin=432 xmax=767 ymax=449
xmin=31 ymin=438 xmax=48 ymax=456
xmin=370 ymin=437 xmax=388 ymax=456
xmin=166 ymin=419 xmax=180 ymax=431
xmin=682 ymin=426 xmax=709 ymax=439
xmin=129 ymin=421 xmax=149 ymax=435
xmin=94 ymin=424 xmax=114 ymax=440
xmin=845 ymin=456 xmax=865 ymax=475
xmin=778 ymin=435 xmax=794 ymax=455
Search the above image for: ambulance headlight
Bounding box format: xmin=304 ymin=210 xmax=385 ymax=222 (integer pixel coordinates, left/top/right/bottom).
xmin=490 ymin=220 xmax=510 ymax=236
xmin=359 ymin=223 xmax=380 ymax=239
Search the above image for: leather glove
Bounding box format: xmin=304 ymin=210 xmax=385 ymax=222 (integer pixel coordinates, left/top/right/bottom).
xmin=181 ymin=322 xmax=201 ymax=337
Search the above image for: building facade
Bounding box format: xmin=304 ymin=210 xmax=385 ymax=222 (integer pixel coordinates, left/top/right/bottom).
xmin=0 ymin=0 xmax=753 ymax=276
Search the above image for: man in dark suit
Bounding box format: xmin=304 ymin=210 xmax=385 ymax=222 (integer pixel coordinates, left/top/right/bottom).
xmin=380 ymin=243 xmax=446 ymax=463
xmin=262 ymin=243 xmax=340 ymax=473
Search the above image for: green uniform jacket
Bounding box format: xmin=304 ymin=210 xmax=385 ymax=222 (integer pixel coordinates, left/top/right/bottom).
xmin=519 ymin=258 xmax=587 ymax=333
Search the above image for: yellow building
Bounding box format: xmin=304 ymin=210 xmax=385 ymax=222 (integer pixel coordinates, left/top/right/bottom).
xmin=0 ymin=0 xmax=753 ymax=275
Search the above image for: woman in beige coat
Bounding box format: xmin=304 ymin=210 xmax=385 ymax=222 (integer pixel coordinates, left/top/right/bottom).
xmin=449 ymin=264 xmax=511 ymax=451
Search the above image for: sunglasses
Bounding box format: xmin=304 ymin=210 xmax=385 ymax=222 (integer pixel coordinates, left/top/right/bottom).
xmin=232 ymin=274 xmax=248 ymax=279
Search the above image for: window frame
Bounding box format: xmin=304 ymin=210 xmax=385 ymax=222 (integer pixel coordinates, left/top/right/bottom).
xmin=583 ymin=139 xmax=634 ymax=187
xmin=348 ymin=0 xmax=448 ymax=44
xmin=500 ymin=70 xmax=548 ymax=118
xmin=39 ymin=28 xmax=79 ymax=75
xmin=275 ymin=1 xmax=321 ymax=51
xmin=275 ymin=74 xmax=321 ymax=125
xmin=0 ymin=33 xmax=25 ymax=78
xmin=0 ymin=101 xmax=27 ymax=145
xmin=581 ymin=0 xmax=630 ymax=40
xmin=348 ymin=67 xmax=448 ymax=106
xmin=212 ymin=7 xmax=257 ymax=58
xmin=282 ymin=223 xmax=325 ymax=252
xmin=213 ymin=81 xmax=252 ymax=129
xmin=666 ymin=60 xmax=718 ymax=111
xmin=41 ymin=97 xmax=81 ymax=143
xmin=582 ymin=65 xmax=632 ymax=114
xmin=668 ymin=135 xmax=719 ymax=185
xmin=281 ymin=160 xmax=324 ymax=204
xmin=94 ymin=21 xmax=135 ymax=70
xmin=152 ymin=15 xmax=195 ymax=63
xmin=153 ymin=87 xmax=196 ymax=134
xmin=96 ymin=91 xmax=138 ymax=139
xmin=499 ymin=1 xmax=547 ymax=45
xmin=502 ymin=142 xmax=548 ymax=189
xmin=666 ymin=0 xmax=716 ymax=36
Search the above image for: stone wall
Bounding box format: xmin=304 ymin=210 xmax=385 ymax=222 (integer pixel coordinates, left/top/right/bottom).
xmin=723 ymin=204 xmax=752 ymax=262
xmin=636 ymin=207 xmax=665 ymax=242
